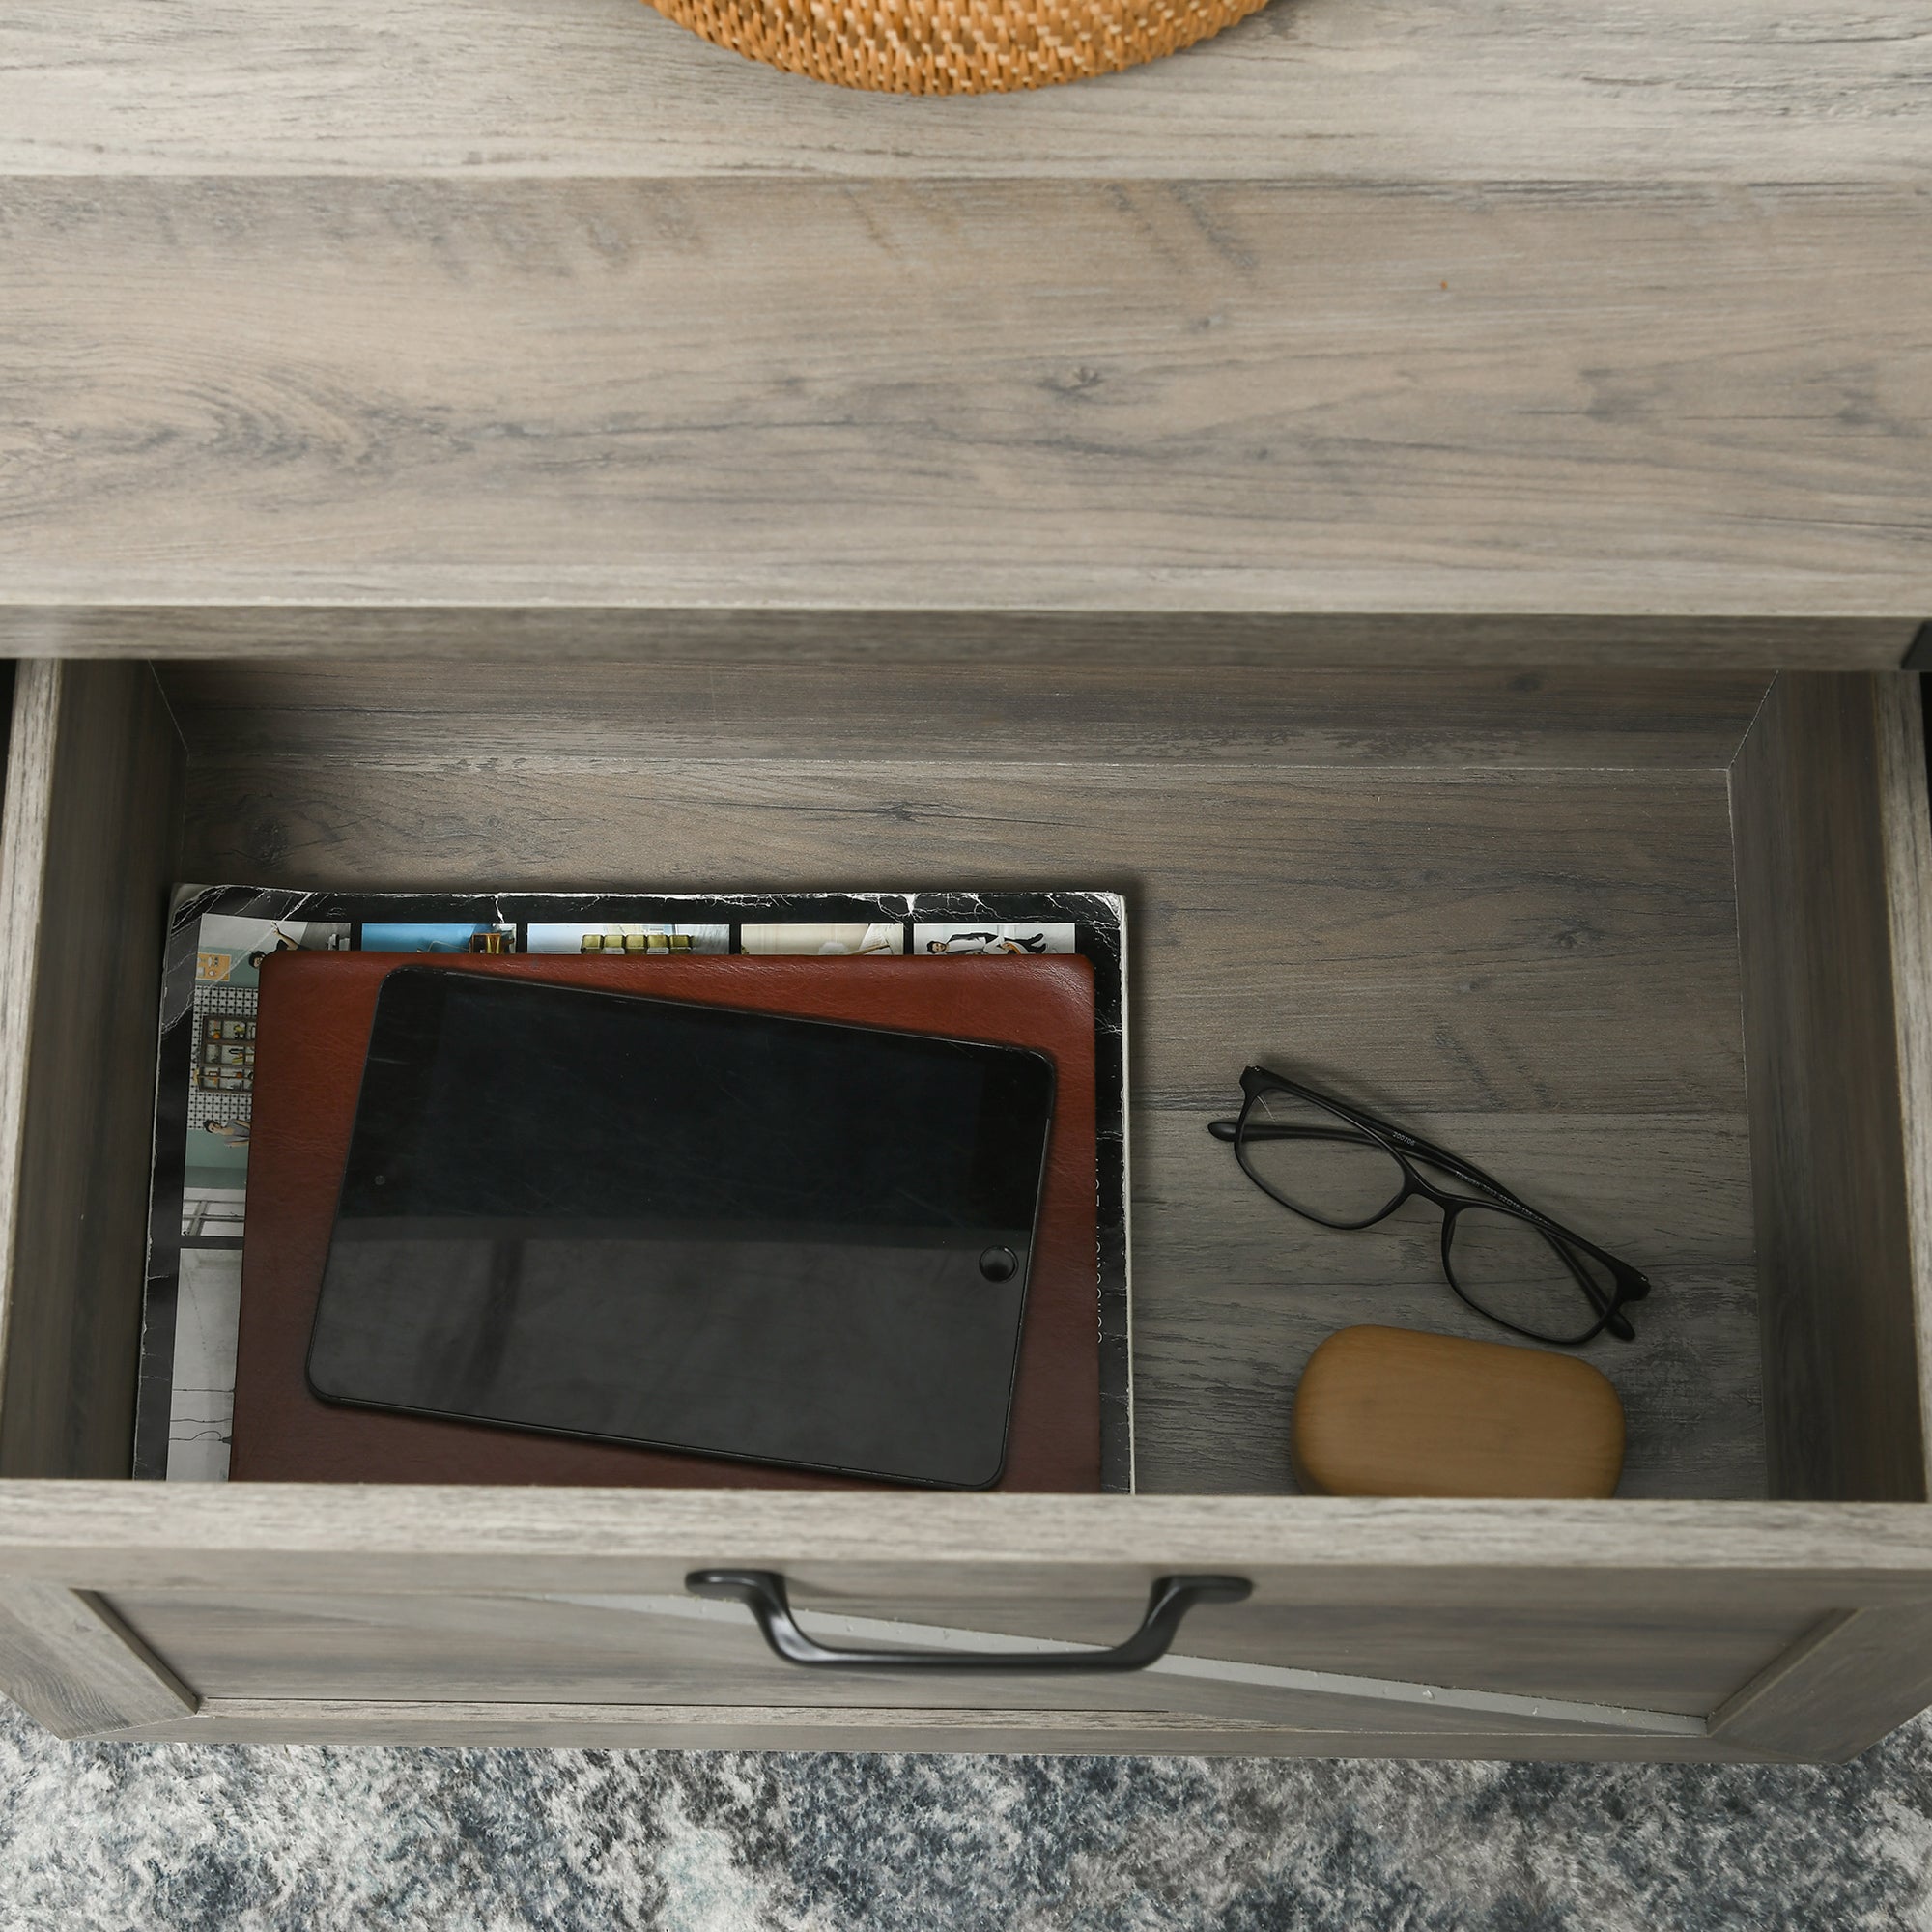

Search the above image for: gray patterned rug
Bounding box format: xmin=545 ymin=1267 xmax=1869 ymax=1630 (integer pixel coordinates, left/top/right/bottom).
xmin=3 ymin=1699 xmax=1927 ymax=1929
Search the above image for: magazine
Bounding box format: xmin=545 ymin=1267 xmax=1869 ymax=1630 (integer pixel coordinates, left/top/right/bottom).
xmin=136 ymin=887 xmax=1131 ymax=1489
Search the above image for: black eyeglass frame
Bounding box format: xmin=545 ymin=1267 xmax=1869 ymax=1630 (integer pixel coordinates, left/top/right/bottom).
xmin=1208 ymin=1065 xmax=1651 ymax=1345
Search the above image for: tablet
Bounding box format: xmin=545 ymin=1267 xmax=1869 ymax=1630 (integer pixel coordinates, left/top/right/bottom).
xmin=306 ymin=969 xmax=1056 ymax=1487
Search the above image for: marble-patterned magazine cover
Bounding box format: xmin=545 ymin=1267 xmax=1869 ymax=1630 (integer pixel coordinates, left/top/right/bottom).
xmin=136 ymin=888 xmax=1130 ymax=1490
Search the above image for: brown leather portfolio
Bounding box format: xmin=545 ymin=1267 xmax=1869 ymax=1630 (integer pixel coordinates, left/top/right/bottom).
xmin=232 ymin=952 xmax=1098 ymax=1490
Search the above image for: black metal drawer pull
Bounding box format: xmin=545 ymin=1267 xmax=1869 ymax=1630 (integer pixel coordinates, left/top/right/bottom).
xmin=685 ymin=1570 xmax=1253 ymax=1673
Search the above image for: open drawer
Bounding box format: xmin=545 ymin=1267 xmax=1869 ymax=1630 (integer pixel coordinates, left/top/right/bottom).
xmin=1 ymin=656 xmax=1930 ymax=1762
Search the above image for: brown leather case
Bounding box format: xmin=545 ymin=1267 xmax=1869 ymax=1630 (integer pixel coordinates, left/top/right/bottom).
xmin=232 ymin=952 xmax=1098 ymax=1490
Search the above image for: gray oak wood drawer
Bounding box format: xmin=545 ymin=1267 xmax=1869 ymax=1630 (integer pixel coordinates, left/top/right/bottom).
xmin=1 ymin=655 xmax=1930 ymax=1762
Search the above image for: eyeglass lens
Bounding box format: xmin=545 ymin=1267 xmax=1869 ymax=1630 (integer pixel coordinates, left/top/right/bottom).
xmin=1235 ymin=1086 xmax=1405 ymax=1228
xmin=1444 ymin=1207 xmax=1615 ymax=1344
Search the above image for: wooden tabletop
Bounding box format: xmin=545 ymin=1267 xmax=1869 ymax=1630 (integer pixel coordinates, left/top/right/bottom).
xmin=1 ymin=0 xmax=1926 ymax=659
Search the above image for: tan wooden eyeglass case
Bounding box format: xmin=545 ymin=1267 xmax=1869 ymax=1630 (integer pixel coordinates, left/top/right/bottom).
xmin=1292 ymin=1327 xmax=1626 ymax=1501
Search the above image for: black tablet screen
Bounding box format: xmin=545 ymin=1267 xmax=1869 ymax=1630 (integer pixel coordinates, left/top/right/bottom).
xmin=307 ymin=970 xmax=1055 ymax=1486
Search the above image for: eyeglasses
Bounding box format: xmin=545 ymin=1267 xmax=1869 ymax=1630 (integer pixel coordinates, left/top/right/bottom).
xmin=1208 ymin=1066 xmax=1651 ymax=1346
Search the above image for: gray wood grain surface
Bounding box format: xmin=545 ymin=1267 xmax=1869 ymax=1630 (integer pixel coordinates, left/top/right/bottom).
xmin=14 ymin=1484 xmax=1932 ymax=1601
xmin=1731 ymin=675 xmax=1928 ymax=1501
xmin=4 ymin=0 xmax=1926 ymax=184
xmin=9 ymin=1481 xmax=1932 ymax=1751
xmin=178 ymin=759 xmax=1747 ymax=1118
xmin=99 ymin=1698 xmax=1801 ymax=1761
xmin=5 ymin=179 xmax=1927 ymax=628
xmin=157 ymin=661 xmax=1775 ymax=769
xmin=0 ymin=669 xmax=51 ymax=1435
xmin=102 ymin=1582 xmax=1810 ymax=1718
xmin=14 ymin=610 xmax=1921 ymax=670
xmin=1877 ymin=680 xmax=1932 ymax=1496
xmin=0 ymin=663 xmax=184 ymax=1477
xmin=0 ymin=1579 xmax=197 ymax=1740
xmin=1710 ymin=1603 xmax=1932 ymax=1762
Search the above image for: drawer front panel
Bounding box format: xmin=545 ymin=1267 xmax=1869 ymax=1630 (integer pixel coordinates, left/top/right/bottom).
xmin=6 ymin=1484 xmax=1932 ymax=1756
xmin=102 ymin=1583 xmax=1822 ymax=1733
